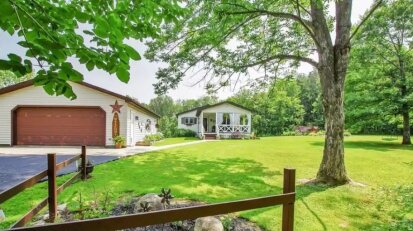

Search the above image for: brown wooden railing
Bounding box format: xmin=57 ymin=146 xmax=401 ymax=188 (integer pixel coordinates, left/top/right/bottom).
xmin=0 ymin=146 xmax=88 ymax=228
xmin=9 ymin=168 xmax=296 ymax=231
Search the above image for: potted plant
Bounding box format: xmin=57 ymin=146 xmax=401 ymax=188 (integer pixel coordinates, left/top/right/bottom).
xmin=77 ymin=159 xmax=94 ymax=177
xmin=113 ymin=135 xmax=126 ymax=149
xmin=86 ymin=160 xmax=94 ymax=175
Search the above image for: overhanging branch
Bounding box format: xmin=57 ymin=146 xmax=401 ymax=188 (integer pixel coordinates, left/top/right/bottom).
xmin=235 ymin=54 xmax=319 ymax=69
xmin=349 ymin=0 xmax=384 ymax=42
xmin=223 ymin=9 xmax=319 ymax=48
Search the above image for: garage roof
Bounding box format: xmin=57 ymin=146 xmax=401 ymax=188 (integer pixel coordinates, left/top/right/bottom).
xmin=0 ymin=80 xmax=160 ymax=118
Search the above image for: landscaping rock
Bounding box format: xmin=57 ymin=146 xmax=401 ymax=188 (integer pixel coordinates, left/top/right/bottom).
xmin=57 ymin=204 xmax=67 ymax=212
xmin=194 ymin=217 xmax=224 ymax=231
xmin=231 ymin=218 xmax=263 ymax=231
xmin=42 ymin=214 xmax=49 ymax=221
xmin=134 ymin=193 xmax=164 ymax=212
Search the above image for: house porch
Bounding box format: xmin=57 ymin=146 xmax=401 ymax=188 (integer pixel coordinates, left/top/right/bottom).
xmin=199 ymin=112 xmax=251 ymax=138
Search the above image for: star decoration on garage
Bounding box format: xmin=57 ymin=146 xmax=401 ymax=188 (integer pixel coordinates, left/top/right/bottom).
xmin=110 ymin=100 xmax=123 ymax=113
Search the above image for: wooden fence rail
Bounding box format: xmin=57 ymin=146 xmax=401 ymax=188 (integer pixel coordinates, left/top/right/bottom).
xmin=9 ymin=168 xmax=296 ymax=231
xmin=0 ymin=146 xmax=88 ymax=228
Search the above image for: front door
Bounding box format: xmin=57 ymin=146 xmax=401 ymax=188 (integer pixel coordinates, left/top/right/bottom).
xmin=203 ymin=118 xmax=208 ymax=132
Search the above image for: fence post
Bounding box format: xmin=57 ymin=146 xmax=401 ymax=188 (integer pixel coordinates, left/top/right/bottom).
xmin=282 ymin=168 xmax=296 ymax=231
xmin=81 ymin=146 xmax=87 ymax=180
xmin=47 ymin=153 xmax=57 ymax=223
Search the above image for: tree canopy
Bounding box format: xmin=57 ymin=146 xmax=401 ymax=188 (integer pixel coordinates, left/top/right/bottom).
xmin=146 ymin=0 xmax=384 ymax=184
xmin=0 ymin=0 xmax=184 ymax=99
xmin=229 ymin=78 xmax=306 ymax=135
xmin=346 ymin=0 xmax=413 ymax=143
xmin=0 ymin=70 xmax=33 ymax=88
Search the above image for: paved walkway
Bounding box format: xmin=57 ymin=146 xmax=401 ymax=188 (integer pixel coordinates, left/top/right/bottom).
xmin=0 ymin=140 xmax=207 ymax=192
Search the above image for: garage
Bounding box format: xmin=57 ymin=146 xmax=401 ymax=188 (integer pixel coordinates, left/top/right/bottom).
xmin=13 ymin=107 xmax=106 ymax=146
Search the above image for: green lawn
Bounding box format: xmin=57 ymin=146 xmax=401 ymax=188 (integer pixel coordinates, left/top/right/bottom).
xmin=153 ymin=137 xmax=199 ymax=146
xmin=1 ymin=136 xmax=413 ymax=230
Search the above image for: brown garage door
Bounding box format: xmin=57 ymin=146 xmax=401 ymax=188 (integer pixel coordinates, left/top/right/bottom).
xmin=14 ymin=107 xmax=106 ymax=146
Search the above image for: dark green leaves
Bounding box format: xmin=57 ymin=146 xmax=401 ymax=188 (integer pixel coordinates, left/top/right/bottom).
xmin=124 ymin=45 xmax=141 ymax=61
xmin=0 ymin=0 xmax=184 ymax=98
xmin=116 ymin=68 xmax=130 ymax=83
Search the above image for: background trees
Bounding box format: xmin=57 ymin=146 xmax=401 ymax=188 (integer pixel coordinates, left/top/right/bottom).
xmin=229 ymin=78 xmax=305 ymax=135
xmin=346 ymin=0 xmax=413 ymax=144
xmin=0 ymin=70 xmax=32 ymax=88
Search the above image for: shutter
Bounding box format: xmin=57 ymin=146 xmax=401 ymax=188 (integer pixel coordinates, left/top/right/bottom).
xmin=181 ymin=117 xmax=185 ymax=124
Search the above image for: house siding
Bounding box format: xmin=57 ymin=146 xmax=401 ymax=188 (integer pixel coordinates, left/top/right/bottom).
xmin=202 ymin=104 xmax=251 ymax=115
xmin=126 ymin=105 xmax=157 ymax=145
xmin=0 ymin=83 xmax=156 ymax=146
xmin=177 ymin=111 xmax=199 ymax=133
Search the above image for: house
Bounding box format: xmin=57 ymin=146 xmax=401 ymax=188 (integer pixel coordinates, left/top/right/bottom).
xmin=0 ymin=80 xmax=159 ymax=147
xmin=177 ymin=101 xmax=252 ymax=139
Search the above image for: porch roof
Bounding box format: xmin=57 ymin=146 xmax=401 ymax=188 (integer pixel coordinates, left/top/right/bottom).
xmin=176 ymin=101 xmax=253 ymax=117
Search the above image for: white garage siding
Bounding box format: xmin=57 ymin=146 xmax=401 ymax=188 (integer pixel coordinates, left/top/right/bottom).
xmin=126 ymin=105 xmax=157 ymax=145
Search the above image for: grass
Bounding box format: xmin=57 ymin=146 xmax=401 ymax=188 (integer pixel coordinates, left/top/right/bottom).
xmin=152 ymin=137 xmax=199 ymax=146
xmin=1 ymin=136 xmax=413 ymax=230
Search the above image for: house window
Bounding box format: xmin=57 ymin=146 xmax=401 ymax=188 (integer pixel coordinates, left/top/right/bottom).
xmin=181 ymin=117 xmax=197 ymax=125
xmin=222 ymin=113 xmax=231 ymax=125
xmin=240 ymin=114 xmax=248 ymax=125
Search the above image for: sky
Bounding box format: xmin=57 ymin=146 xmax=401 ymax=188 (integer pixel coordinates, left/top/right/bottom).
xmin=0 ymin=1 xmax=373 ymax=103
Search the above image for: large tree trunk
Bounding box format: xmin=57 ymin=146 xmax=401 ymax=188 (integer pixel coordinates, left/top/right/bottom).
xmin=311 ymin=0 xmax=352 ymax=184
xmin=401 ymin=104 xmax=411 ymax=145
xmin=317 ymin=68 xmax=350 ymax=184
xmin=399 ymin=60 xmax=411 ymax=145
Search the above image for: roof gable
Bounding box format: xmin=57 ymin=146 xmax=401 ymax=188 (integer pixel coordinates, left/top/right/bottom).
xmin=176 ymin=101 xmax=252 ymax=117
xmin=0 ymin=80 xmax=159 ymax=118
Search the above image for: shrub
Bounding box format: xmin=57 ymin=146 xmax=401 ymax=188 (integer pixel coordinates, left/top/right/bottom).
xmin=344 ymin=130 xmax=352 ymax=137
xmin=173 ymin=128 xmax=196 ymax=137
xmin=282 ymin=131 xmax=296 ymax=136
xmin=308 ymin=131 xmax=318 ymax=136
xmin=113 ymin=135 xmax=126 ymax=145
xmin=144 ymin=133 xmax=164 ymax=144
xmin=316 ymin=130 xmax=326 ymax=136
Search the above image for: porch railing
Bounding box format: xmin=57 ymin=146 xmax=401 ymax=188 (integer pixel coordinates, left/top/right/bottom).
xmin=218 ymin=125 xmax=249 ymax=133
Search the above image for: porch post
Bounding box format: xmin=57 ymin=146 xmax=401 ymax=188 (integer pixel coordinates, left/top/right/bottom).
xmin=232 ymin=112 xmax=235 ymax=132
xmin=200 ymin=112 xmax=204 ymax=138
xmin=248 ymin=114 xmax=252 ymax=133
xmin=216 ymin=112 xmax=219 ymax=137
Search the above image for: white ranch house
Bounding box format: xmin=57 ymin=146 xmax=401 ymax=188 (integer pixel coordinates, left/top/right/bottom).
xmin=177 ymin=102 xmax=252 ymax=139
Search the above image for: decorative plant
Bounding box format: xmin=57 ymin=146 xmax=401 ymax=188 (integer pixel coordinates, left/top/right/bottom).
xmin=158 ymin=188 xmax=174 ymax=230
xmin=158 ymin=188 xmax=174 ymax=209
xmin=139 ymin=202 xmax=152 ymax=212
xmin=113 ymin=135 xmax=126 ymax=147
